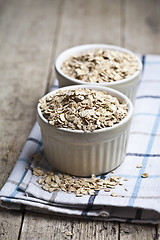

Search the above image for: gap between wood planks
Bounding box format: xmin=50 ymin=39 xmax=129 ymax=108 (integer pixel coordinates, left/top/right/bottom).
xmin=118 ymin=223 xmax=120 ymax=240
xmin=17 ymin=208 xmax=25 ymax=240
xmin=16 ymin=1 xmax=64 ymax=239
xmin=44 ymin=0 xmax=64 ymax=94
xmin=120 ymin=0 xmax=125 ymax=47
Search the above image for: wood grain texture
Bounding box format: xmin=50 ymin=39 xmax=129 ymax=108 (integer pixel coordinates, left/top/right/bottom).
xmin=120 ymin=223 xmax=157 ymax=240
xmin=0 ymin=0 xmax=61 ymax=239
xmin=0 ymin=0 xmax=60 ymax=187
xmin=20 ymin=212 xmax=119 ymax=240
xmin=19 ymin=0 xmax=122 ymax=238
xmin=157 ymin=224 xmax=160 ymax=239
xmin=0 ymin=0 xmax=160 ymax=239
xmin=55 ymin=0 xmax=122 ymax=55
xmin=124 ymin=0 xmax=160 ymax=54
xmin=0 ymin=208 xmax=22 ymax=240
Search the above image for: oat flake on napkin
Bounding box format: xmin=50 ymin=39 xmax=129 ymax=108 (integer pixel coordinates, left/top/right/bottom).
xmin=1 ymin=54 xmax=160 ymax=224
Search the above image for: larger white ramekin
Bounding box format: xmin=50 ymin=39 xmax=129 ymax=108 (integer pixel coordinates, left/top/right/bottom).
xmin=55 ymin=44 xmax=142 ymax=104
xmin=37 ymin=85 xmax=133 ymax=177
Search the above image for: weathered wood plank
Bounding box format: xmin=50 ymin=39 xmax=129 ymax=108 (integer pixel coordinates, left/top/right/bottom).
xmin=157 ymin=224 xmax=160 ymax=239
xmin=0 ymin=0 xmax=61 ymax=239
xmin=0 ymin=208 xmax=22 ymax=240
xmin=0 ymin=0 xmax=60 ymax=187
xmin=120 ymin=0 xmax=160 ymax=240
xmin=123 ymin=0 xmax=160 ymax=54
xmin=118 ymin=0 xmax=160 ymax=239
xmin=119 ymin=223 xmax=157 ymax=240
xmin=20 ymin=212 xmax=119 ymax=240
xmin=55 ymin=0 xmax=121 ymax=55
xmin=20 ymin=0 xmax=122 ymax=239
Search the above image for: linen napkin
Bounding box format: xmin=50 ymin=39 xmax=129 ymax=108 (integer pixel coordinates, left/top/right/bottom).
xmin=1 ymin=54 xmax=160 ymax=224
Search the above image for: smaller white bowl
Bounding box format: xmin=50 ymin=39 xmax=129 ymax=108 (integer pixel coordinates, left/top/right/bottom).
xmin=55 ymin=44 xmax=142 ymax=104
xmin=37 ymin=85 xmax=133 ymax=177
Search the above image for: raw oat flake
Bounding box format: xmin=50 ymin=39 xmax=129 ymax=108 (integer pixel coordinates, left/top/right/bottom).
xmin=39 ymin=88 xmax=128 ymax=132
xmin=61 ymin=49 xmax=139 ymax=83
xmin=33 ymin=167 xmax=121 ymax=197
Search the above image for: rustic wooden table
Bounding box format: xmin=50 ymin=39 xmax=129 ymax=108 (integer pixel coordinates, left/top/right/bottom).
xmin=0 ymin=0 xmax=160 ymax=239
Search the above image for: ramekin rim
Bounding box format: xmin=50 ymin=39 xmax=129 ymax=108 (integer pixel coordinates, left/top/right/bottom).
xmin=37 ymin=85 xmax=133 ymax=134
xmin=55 ymin=44 xmax=142 ymax=86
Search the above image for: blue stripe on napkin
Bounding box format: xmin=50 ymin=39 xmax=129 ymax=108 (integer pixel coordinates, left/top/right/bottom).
xmin=128 ymin=106 xmax=160 ymax=207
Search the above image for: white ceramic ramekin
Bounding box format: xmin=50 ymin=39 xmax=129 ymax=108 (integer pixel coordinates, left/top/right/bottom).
xmin=55 ymin=44 xmax=142 ymax=104
xmin=37 ymin=85 xmax=133 ymax=177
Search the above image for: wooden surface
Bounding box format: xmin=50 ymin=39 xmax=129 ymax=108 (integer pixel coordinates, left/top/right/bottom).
xmin=0 ymin=0 xmax=160 ymax=239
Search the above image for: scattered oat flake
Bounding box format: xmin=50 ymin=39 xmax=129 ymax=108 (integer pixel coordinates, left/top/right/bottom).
xmin=65 ymin=232 xmax=73 ymax=236
xmin=25 ymin=166 xmax=29 ymax=170
xmin=123 ymin=178 xmax=128 ymax=181
xmin=37 ymin=178 xmax=44 ymax=184
xmin=111 ymin=192 xmax=118 ymax=197
xmin=136 ymin=164 xmax=143 ymax=168
xmin=119 ymin=182 xmax=123 ymax=186
xmin=33 ymin=167 xmax=121 ymax=197
xmin=76 ymin=193 xmax=83 ymax=197
xmin=125 ymin=188 xmax=128 ymax=191
xmin=104 ymin=189 xmax=111 ymax=192
xmin=141 ymin=173 xmax=149 ymax=178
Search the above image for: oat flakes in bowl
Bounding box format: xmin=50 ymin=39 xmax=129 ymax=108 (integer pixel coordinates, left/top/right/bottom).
xmin=37 ymin=85 xmax=133 ymax=176
xmin=55 ymin=44 xmax=142 ymax=104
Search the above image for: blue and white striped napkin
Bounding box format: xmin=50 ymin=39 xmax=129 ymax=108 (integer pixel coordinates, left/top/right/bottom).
xmin=1 ymin=54 xmax=160 ymax=224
